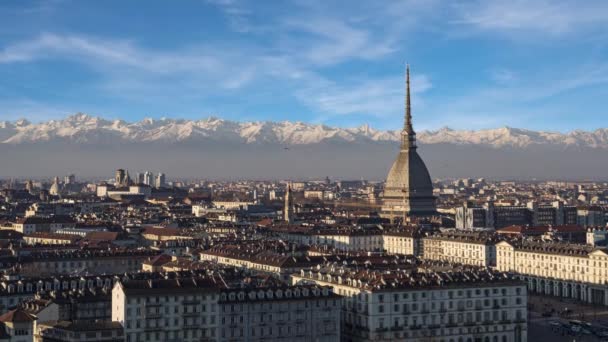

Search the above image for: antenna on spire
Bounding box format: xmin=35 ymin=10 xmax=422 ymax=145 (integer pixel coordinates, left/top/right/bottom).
xmin=405 ymin=63 xmax=412 ymax=133
xmin=401 ymin=63 xmax=416 ymax=150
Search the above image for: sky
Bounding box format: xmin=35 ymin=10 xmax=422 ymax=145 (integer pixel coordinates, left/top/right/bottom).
xmin=0 ymin=0 xmax=607 ymax=132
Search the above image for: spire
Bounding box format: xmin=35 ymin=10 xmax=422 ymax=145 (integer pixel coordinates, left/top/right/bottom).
xmin=405 ymin=64 xmax=413 ymax=133
xmin=401 ymin=63 xmax=416 ymax=150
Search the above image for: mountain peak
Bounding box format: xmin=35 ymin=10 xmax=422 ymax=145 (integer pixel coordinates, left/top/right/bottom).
xmin=0 ymin=114 xmax=606 ymax=148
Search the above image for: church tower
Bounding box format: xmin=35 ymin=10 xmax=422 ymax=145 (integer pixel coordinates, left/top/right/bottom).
xmin=284 ymin=184 xmax=294 ymax=223
xmin=381 ymin=65 xmax=436 ymax=222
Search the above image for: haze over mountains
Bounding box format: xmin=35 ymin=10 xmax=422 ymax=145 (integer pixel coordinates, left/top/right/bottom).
xmin=2 ymin=113 xmax=607 ymax=180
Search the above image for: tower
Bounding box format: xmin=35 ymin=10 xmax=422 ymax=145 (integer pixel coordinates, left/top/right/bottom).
xmin=115 ymin=169 xmax=126 ymax=186
xmin=25 ymin=180 xmax=33 ymax=193
xmin=381 ymin=65 xmax=436 ymax=221
xmin=143 ymin=171 xmax=153 ymax=186
xmin=124 ymin=170 xmax=133 ymax=186
xmin=155 ymin=173 xmax=166 ymax=188
xmin=284 ymin=184 xmax=294 ymax=223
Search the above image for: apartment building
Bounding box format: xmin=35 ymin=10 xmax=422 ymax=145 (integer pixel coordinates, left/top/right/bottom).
xmin=218 ymin=285 xmax=340 ymax=342
xmin=292 ymin=267 xmax=527 ymax=342
xmin=112 ymin=277 xmax=221 ymax=342
xmin=382 ymin=230 xmax=420 ymax=255
xmin=421 ymin=232 xmax=499 ymax=267
xmin=496 ymin=240 xmax=608 ymax=305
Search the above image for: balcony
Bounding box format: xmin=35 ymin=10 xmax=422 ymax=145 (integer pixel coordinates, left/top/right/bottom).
xmin=409 ymin=325 xmax=422 ymax=330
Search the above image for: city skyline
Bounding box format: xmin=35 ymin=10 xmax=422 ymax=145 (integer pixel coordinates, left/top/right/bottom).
xmin=1 ymin=2 xmax=608 ymax=342
xmin=1 ymin=0 xmax=608 ymax=131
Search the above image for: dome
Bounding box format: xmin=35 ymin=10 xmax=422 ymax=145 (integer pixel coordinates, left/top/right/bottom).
xmin=382 ymin=148 xmax=436 ymax=217
xmin=385 ymin=149 xmax=433 ymax=195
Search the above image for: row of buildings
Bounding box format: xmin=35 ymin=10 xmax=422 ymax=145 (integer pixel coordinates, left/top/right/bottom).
xmin=456 ymin=201 xmax=605 ymax=229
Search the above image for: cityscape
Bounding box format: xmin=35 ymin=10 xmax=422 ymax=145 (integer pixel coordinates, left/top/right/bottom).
xmin=2 ymin=1 xmax=608 ymax=342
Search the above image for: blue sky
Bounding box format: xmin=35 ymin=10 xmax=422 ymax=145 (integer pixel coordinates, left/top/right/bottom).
xmin=0 ymin=0 xmax=607 ymax=131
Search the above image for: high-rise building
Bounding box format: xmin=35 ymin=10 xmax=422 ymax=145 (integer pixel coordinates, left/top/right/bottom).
xmin=135 ymin=172 xmax=144 ymax=185
xmin=64 ymin=174 xmax=76 ymax=185
xmin=155 ymin=173 xmax=166 ymax=188
xmin=115 ymin=169 xmax=126 ymax=186
xmin=143 ymin=171 xmax=153 ymax=186
xmin=381 ymin=65 xmax=436 ymax=221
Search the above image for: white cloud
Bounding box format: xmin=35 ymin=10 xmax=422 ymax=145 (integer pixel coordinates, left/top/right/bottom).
xmin=283 ymin=17 xmax=395 ymax=66
xmin=453 ymin=0 xmax=608 ymax=35
xmin=296 ymin=74 xmax=432 ymax=117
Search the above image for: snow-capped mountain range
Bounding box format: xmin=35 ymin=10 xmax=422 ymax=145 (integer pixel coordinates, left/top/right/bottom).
xmin=1 ymin=113 xmax=608 ymax=149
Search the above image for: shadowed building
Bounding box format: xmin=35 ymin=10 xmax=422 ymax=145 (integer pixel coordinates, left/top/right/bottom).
xmin=381 ymin=65 xmax=436 ymax=221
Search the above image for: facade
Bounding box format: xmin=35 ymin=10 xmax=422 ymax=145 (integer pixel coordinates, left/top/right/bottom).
xmin=275 ymin=227 xmax=384 ymax=252
xmin=199 ymin=248 xmax=320 ymax=281
xmin=496 ymin=240 xmax=608 ymax=305
xmin=456 ymin=201 xmax=579 ymax=230
xmin=292 ymin=268 xmax=527 ymax=342
xmin=112 ymin=276 xmax=340 ymax=342
xmin=19 ymin=250 xmax=159 ymax=277
xmin=577 ymin=206 xmax=606 ymax=227
xmin=112 ymin=277 xmax=220 ymax=342
xmin=382 ymin=230 xmax=420 ymax=255
xmin=456 ymin=202 xmax=495 ymax=229
xmin=35 ymin=321 xmax=124 ymax=342
xmin=381 ymin=66 xmax=436 ymax=221
xmin=218 ymin=286 xmax=340 ymax=342
xmin=421 ymin=232 xmax=498 ymax=267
